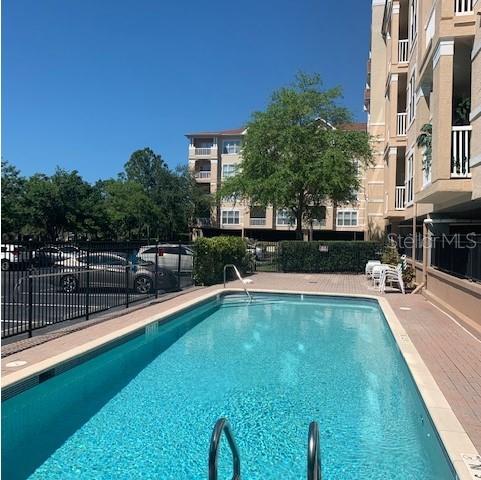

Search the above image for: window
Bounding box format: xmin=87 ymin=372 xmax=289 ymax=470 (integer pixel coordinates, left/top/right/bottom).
xmin=336 ymin=210 xmax=358 ymax=227
xmin=221 ymin=210 xmax=240 ymax=225
xmin=222 ymin=164 xmax=237 ymax=178
xmin=407 ymin=72 xmax=416 ymax=125
xmin=409 ymin=0 xmax=417 ymax=45
xmin=405 ymin=153 xmax=414 ymax=205
xmin=223 ymin=194 xmax=238 ymax=203
xmin=223 ymin=140 xmax=241 ymax=154
xmin=276 ymin=209 xmax=295 ymax=226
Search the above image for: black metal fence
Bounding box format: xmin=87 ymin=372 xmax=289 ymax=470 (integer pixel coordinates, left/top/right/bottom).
xmin=431 ymin=234 xmax=481 ymax=282
xmin=1 ymin=241 xmax=194 ymax=339
xmin=252 ymin=241 xmax=279 ymax=272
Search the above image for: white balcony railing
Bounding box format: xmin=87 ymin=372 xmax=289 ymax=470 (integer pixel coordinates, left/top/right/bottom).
xmin=454 ymin=0 xmax=473 ymax=14
xmin=194 ymin=147 xmax=213 ymax=156
xmin=451 ymin=126 xmax=472 ymax=178
xmin=398 ymin=39 xmax=409 ymax=63
xmin=396 ymin=112 xmax=407 ymax=136
xmin=197 ymin=217 xmax=212 ymax=227
xmin=195 ymin=171 xmax=211 ymax=179
xmin=250 ymin=218 xmax=266 ymax=226
xmin=395 ymin=186 xmax=406 ymax=210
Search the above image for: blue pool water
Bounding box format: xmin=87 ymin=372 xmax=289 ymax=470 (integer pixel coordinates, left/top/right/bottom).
xmin=2 ymin=294 xmax=455 ymax=479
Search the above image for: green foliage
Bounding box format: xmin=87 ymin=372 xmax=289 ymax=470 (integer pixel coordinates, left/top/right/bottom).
xmin=278 ymin=241 xmax=380 ymax=273
xmin=219 ymin=72 xmax=372 ymax=238
xmin=416 ymin=123 xmax=432 ymax=175
xmin=1 ymin=161 xmax=26 ymax=236
xmin=381 ymin=239 xmax=400 ymax=266
xmin=454 ymin=97 xmax=471 ymax=126
xmin=1 ymin=150 xmax=208 ymax=241
xmin=193 ymin=236 xmax=248 ymax=285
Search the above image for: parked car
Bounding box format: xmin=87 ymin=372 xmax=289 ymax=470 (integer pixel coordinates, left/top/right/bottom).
xmin=1 ymin=244 xmax=31 ymax=271
xmin=247 ymin=244 xmax=264 ymax=261
xmin=53 ymin=253 xmax=178 ymax=294
xmin=138 ymin=244 xmax=193 ymax=272
xmin=33 ymin=245 xmax=85 ymax=267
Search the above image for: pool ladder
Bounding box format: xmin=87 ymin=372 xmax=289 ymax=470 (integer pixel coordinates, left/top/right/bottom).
xmin=208 ymin=418 xmax=322 ymax=480
xmin=223 ymin=264 xmax=252 ymax=302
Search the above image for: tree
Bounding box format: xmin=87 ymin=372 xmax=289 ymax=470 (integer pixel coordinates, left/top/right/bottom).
xmin=1 ymin=160 xmax=26 ymax=237
xmin=416 ymin=123 xmax=432 ymax=178
xmin=219 ymin=73 xmax=372 ymax=239
xmin=100 ymin=179 xmax=160 ymax=239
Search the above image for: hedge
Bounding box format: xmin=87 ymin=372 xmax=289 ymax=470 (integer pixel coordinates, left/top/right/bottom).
xmin=193 ymin=236 xmax=249 ymax=285
xmin=278 ymin=241 xmax=381 ymax=273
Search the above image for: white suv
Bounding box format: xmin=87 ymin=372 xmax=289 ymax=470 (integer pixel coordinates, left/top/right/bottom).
xmin=1 ymin=244 xmax=31 ymax=271
xmin=138 ymin=244 xmax=193 ymax=273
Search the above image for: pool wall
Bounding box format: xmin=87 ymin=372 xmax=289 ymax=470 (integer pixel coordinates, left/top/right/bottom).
xmin=2 ymin=288 xmax=479 ymax=479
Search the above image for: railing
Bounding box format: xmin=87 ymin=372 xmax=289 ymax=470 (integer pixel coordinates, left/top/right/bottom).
xmin=250 ymin=218 xmax=266 ymax=226
xmin=208 ymin=418 xmax=241 ymax=480
xmin=431 ymin=235 xmax=480 ymax=282
xmin=396 ymin=112 xmax=407 ymax=136
xmin=223 ymin=145 xmax=241 ymax=155
xmin=197 ymin=217 xmax=212 ymax=227
xmin=451 ymin=126 xmax=472 ymax=178
xmin=1 ymin=241 xmax=194 ymax=339
xmin=454 ymin=0 xmax=473 ymax=14
xmin=398 ymin=39 xmax=409 ymax=63
xmin=195 ymin=170 xmax=211 ymax=179
xmin=224 ymin=264 xmax=252 ymax=302
xmin=395 ymin=186 xmax=405 ymax=210
xmin=307 ymin=421 xmax=322 ymax=480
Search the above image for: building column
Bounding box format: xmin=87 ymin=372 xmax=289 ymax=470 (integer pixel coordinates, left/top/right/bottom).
xmin=391 ymin=2 xmax=400 ymax=64
xmin=389 ymin=74 xmax=399 ymax=139
xmin=431 ymin=39 xmax=454 ymax=181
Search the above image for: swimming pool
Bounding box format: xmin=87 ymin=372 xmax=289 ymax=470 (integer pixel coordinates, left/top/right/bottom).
xmin=2 ymin=293 xmax=456 ymax=479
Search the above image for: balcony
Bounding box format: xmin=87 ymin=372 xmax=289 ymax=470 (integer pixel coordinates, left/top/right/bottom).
xmin=396 ymin=112 xmax=407 ymax=136
xmin=194 ymin=170 xmax=211 ymax=181
xmin=250 ymin=218 xmax=266 ymax=226
xmin=196 ymin=217 xmax=212 ymax=227
xmin=398 ymin=40 xmax=409 ymax=63
xmin=188 ymin=145 xmax=218 ymax=158
xmin=395 ymin=186 xmax=406 ymax=210
xmin=451 ymin=126 xmax=471 ymax=178
xmin=454 ymin=0 xmax=473 ymax=15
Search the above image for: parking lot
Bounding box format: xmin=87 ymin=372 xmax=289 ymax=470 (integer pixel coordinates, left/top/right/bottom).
xmin=1 ymin=266 xmax=193 ymax=338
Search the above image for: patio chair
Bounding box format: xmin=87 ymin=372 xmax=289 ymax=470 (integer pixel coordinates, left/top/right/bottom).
xmin=379 ymin=264 xmax=405 ymax=294
xmin=365 ymin=260 xmax=381 ymax=279
xmin=371 ymin=264 xmax=390 ymax=287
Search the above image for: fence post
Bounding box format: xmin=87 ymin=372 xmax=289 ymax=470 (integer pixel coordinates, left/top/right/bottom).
xmin=28 ymin=271 xmax=33 ymax=338
xmin=155 ymin=241 xmax=159 ymax=299
xmin=86 ymin=251 xmax=90 ymax=320
xmin=177 ymin=240 xmax=182 ymax=291
xmin=125 ymin=264 xmax=130 ymax=308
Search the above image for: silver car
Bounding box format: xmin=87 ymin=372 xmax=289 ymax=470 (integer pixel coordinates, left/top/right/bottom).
xmin=53 ymin=253 xmax=178 ymax=294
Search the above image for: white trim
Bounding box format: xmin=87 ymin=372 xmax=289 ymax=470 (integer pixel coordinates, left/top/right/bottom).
xmin=372 ymin=0 xmax=385 ymax=5
xmin=220 ymin=209 xmax=241 ymax=225
xmin=390 ymin=73 xmax=399 ymax=83
xmin=471 ymin=153 xmax=481 ymax=167
xmin=392 ymin=2 xmax=400 ymax=14
xmin=389 ymin=147 xmax=398 ymax=156
xmin=433 ymin=39 xmax=454 ymax=69
xmin=472 ymin=40 xmax=481 ymax=61
xmin=470 ymin=104 xmax=481 ymax=122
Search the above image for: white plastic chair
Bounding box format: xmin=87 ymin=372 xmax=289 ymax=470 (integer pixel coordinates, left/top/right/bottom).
xmin=379 ymin=264 xmax=405 ymax=294
xmin=365 ymin=260 xmax=381 ymax=279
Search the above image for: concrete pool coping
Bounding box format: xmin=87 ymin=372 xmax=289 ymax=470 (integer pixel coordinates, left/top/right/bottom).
xmin=2 ymin=287 xmax=479 ymax=479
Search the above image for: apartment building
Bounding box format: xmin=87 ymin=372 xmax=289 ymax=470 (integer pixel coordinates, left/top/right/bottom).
xmin=186 ymin=126 xmax=367 ymax=241
xmin=366 ymin=0 xmax=481 ymax=322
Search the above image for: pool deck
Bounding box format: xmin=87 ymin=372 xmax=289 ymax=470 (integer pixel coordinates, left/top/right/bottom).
xmin=2 ymin=272 xmax=481 ymax=474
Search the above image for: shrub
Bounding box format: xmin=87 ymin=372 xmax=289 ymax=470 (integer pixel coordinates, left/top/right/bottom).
xmin=381 ymin=239 xmax=400 ymax=266
xmin=193 ymin=236 xmax=249 ymax=285
xmin=278 ymin=241 xmax=381 ymax=273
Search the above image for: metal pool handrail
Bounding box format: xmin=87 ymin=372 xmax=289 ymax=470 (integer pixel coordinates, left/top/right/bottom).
xmin=307 ymin=421 xmax=322 ymax=480
xmin=208 ymin=417 xmax=241 ymax=480
xmin=223 ymin=264 xmax=252 ymax=302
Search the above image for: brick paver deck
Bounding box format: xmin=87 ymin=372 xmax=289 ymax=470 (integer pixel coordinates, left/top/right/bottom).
xmin=2 ymin=272 xmax=480 ymax=452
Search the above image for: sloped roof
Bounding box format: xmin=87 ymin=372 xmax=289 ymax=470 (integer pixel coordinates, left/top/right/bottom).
xmin=338 ymin=123 xmax=367 ymax=132
xmin=185 ymin=127 xmax=245 ymax=137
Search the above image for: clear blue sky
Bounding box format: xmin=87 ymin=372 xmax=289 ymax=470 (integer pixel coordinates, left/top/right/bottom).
xmin=2 ymin=0 xmax=371 ymax=182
